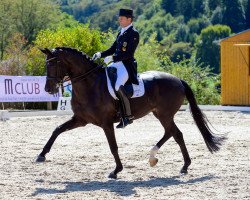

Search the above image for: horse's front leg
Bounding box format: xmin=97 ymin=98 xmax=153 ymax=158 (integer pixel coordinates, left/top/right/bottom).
xmin=36 ymin=116 xmax=85 ymax=162
xmin=103 ymin=124 xmax=123 ymax=179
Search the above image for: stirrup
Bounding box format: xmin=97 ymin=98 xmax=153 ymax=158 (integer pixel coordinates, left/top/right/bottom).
xmin=116 ymin=117 xmax=133 ymax=128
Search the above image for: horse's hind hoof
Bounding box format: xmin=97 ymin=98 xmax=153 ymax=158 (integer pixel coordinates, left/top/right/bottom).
xmin=149 ymin=158 xmax=158 ymax=167
xmin=36 ymin=155 xmax=46 ymax=162
xmin=108 ymin=172 xmax=117 ymax=179
xmin=180 ymin=168 xmax=188 ymax=175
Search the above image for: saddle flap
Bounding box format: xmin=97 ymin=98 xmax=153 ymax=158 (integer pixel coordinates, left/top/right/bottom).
xmin=105 ymin=67 xmax=145 ymax=100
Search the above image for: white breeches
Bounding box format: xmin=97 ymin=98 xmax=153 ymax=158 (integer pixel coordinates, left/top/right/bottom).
xmin=108 ymin=61 xmax=128 ymax=91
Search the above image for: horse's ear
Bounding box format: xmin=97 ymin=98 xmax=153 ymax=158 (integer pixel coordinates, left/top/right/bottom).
xmin=39 ymin=48 xmax=53 ymax=56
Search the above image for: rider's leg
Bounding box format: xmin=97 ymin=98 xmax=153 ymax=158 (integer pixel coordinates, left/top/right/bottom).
xmin=108 ymin=62 xmax=133 ymax=128
xmin=116 ymin=85 xmax=134 ymax=128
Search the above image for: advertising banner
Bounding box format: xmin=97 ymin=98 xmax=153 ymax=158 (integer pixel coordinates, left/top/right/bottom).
xmin=0 ymin=76 xmax=61 ymax=102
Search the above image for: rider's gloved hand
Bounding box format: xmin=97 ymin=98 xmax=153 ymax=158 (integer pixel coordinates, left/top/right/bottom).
xmin=92 ymin=52 xmax=101 ymax=61
xmin=104 ymin=56 xmax=113 ymax=65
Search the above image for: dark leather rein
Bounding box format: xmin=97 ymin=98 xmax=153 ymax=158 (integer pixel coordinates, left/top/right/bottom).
xmin=64 ymin=64 xmax=102 ymax=84
xmin=46 ymin=56 xmax=102 ymax=88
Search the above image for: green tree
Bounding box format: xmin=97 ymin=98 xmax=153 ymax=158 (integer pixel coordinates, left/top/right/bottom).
xmin=175 ymin=24 xmax=189 ymax=42
xmin=135 ymin=11 xmax=183 ymax=44
xmin=135 ymin=33 xmax=162 ymax=72
xmin=192 ymin=0 xmax=205 ymax=18
xmin=72 ymin=0 xmax=101 ymax=23
xmin=176 ymin=0 xmax=193 ymax=22
xmin=211 ymin=6 xmax=223 ymax=25
xmin=26 ymin=25 xmax=105 ymax=75
xmin=58 ymin=0 xmax=151 ymax=32
xmin=161 ymin=0 xmax=177 ymax=15
xmin=160 ymin=56 xmax=221 ymax=104
xmin=0 ymin=33 xmax=28 ymax=75
xmin=196 ymin=24 xmax=231 ymax=73
xmin=187 ymin=17 xmax=210 ymax=34
xmin=0 ymin=0 xmax=15 ymax=60
xmin=13 ymin=0 xmax=70 ymax=43
xmin=187 ymin=17 xmax=210 ymax=45
xmin=169 ymin=42 xmax=193 ymax=62
xmin=222 ymin=0 xmax=246 ymax=33
xmin=91 ymin=11 xmax=118 ymax=31
xmin=246 ymin=0 xmax=250 ymax=29
xmin=0 ymin=0 xmax=78 ymax=60
xmin=208 ymin=0 xmax=222 ymax=11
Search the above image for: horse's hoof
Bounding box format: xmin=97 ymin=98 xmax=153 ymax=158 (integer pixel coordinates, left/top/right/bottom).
xmin=108 ymin=172 xmax=117 ymax=179
xmin=36 ymin=155 xmax=46 ymax=162
xmin=180 ymin=168 xmax=188 ymax=175
xmin=149 ymin=158 xmax=158 ymax=167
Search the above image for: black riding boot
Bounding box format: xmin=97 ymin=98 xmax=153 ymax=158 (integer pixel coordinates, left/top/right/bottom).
xmin=116 ymin=86 xmax=134 ymax=128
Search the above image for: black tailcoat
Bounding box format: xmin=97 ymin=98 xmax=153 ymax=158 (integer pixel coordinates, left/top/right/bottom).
xmin=101 ymin=26 xmax=139 ymax=85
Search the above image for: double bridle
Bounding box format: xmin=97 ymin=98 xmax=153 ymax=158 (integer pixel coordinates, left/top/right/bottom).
xmin=46 ymin=57 xmax=64 ymax=81
xmin=46 ymin=56 xmax=102 ymax=87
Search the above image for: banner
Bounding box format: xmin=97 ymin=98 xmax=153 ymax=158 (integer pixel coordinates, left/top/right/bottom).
xmin=0 ymin=76 xmax=61 ymax=102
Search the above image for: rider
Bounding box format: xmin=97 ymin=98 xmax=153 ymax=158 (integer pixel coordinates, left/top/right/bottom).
xmin=92 ymin=8 xmax=140 ymax=128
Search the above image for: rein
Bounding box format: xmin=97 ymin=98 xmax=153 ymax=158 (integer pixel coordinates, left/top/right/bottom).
xmin=64 ymin=65 xmax=103 ymax=84
xmin=46 ymin=50 xmax=103 ymax=91
xmin=46 ymin=54 xmax=102 ymax=87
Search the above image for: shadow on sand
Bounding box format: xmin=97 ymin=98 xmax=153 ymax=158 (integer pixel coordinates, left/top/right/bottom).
xmin=32 ymin=175 xmax=216 ymax=197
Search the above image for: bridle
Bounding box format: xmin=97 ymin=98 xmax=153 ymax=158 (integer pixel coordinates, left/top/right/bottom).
xmin=46 ymin=56 xmax=102 ymax=87
xmin=46 ymin=57 xmax=64 ymax=81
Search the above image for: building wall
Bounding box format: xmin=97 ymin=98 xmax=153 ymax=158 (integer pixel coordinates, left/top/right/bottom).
xmin=221 ymin=41 xmax=250 ymax=105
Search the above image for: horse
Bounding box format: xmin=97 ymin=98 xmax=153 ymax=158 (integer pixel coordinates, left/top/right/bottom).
xmin=37 ymin=47 xmax=226 ymax=179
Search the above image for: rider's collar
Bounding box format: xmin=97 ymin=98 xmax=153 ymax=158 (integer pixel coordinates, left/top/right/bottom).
xmin=120 ymin=23 xmax=133 ymax=35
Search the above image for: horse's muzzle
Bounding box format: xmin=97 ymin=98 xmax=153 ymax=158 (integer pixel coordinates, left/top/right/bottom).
xmin=45 ymin=80 xmax=58 ymax=94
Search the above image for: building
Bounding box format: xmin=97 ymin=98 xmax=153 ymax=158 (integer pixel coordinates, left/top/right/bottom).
xmin=220 ymin=29 xmax=250 ymax=105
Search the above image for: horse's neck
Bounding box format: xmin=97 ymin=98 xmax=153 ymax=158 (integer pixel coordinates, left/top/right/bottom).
xmin=69 ymin=60 xmax=92 ymax=77
xmin=70 ymin=67 xmax=106 ymax=101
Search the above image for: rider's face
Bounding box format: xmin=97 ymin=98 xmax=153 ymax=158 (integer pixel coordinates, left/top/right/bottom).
xmin=118 ymin=16 xmax=132 ymax=28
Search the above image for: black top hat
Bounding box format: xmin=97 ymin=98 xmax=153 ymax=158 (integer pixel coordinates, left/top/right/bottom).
xmin=119 ymin=9 xmax=134 ymax=18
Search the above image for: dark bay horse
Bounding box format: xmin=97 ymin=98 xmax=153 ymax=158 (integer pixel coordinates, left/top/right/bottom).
xmin=37 ymin=47 xmax=226 ymax=179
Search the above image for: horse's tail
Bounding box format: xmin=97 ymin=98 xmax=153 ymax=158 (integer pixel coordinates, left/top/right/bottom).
xmin=181 ymin=80 xmax=227 ymax=153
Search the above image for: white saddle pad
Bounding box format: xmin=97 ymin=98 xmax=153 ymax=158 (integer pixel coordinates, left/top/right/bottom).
xmin=105 ymin=68 xmax=145 ymax=100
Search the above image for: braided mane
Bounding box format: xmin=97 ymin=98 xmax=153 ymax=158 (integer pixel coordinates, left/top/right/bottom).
xmin=53 ymin=47 xmax=96 ymax=65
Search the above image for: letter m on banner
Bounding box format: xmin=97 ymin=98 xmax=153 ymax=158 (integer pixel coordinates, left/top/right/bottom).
xmin=5 ymin=79 xmax=13 ymax=94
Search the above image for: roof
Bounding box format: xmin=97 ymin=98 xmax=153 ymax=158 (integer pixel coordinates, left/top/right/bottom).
xmin=221 ymin=29 xmax=250 ymax=42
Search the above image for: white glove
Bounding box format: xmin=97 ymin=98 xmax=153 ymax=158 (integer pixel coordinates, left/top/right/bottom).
xmin=104 ymin=56 xmax=113 ymax=65
xmin=92 ymin=52 xmax=101 ymax=60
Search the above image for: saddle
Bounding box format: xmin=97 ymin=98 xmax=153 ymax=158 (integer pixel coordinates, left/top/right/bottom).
xmin=105 ymin=67 xmax=145 ymax=100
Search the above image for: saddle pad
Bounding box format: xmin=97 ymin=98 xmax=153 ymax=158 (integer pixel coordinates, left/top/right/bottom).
xmin=105 ymin=68 xmax=145 ymax=100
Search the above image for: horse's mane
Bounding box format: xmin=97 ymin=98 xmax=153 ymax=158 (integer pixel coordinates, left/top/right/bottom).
xmin=54 ymin=47 xmax=97 ymax=66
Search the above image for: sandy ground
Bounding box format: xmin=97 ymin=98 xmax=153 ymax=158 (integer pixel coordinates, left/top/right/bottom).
xmin=0 ymin=110 xmax=249 ymax=200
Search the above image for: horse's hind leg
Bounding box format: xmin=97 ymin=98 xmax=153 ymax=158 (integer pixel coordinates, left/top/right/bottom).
xmin=149 ymin=114 xmax=173 ymax=167
xmin=149 ymin=115 xmax=191 ymax=174
xmin=36 ymin=116 xmax=85 ymax=162
xmin=149 ymin=132 xmax=172 ymax=167
xmin=172 ymin=123 xmax=191 ymax=174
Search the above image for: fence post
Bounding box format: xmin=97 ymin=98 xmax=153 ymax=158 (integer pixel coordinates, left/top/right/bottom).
xmin=47 ymin=102 xmax=52 ymax=110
